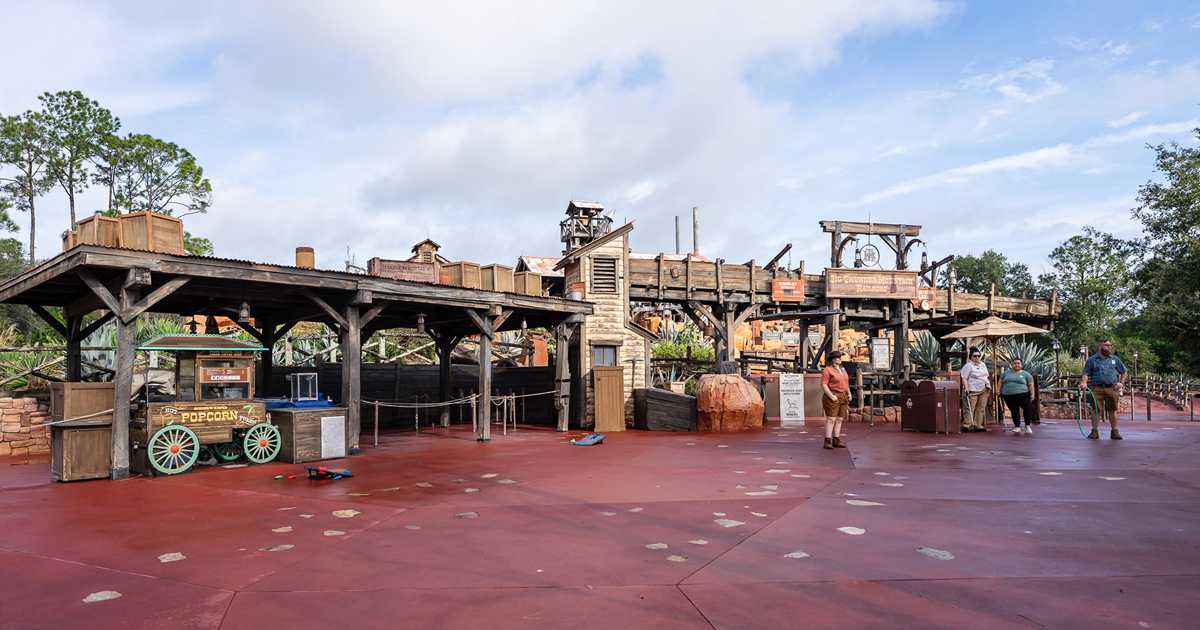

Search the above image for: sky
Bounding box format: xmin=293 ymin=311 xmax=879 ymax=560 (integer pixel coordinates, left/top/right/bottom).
xmin=3 ymin=1 xmax=1199 ymax=281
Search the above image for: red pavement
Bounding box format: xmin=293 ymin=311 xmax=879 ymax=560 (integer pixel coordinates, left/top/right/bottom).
xmin=2 ymin=418 xmax=1199 ymax=630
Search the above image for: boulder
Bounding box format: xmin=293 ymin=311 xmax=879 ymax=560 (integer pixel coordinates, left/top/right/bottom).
xmin=696 ymin=374 xmax=764 ymax=432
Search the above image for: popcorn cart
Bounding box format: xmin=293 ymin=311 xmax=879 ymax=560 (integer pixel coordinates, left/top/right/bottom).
xmin=132 ymin=334 xmax=281 ymax=475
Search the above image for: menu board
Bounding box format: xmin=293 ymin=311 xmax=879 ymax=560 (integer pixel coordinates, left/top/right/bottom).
xmin=199 ymin=366 xmax=252 ymax=383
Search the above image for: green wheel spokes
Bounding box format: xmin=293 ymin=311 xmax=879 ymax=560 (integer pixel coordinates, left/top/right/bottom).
xmin=212 ymin=441 xmax=243 ymax=462
xmin=243 ymin=423 xmax=281 ymax=464
xmin=148 ymin=425 xmax=200 ymax=475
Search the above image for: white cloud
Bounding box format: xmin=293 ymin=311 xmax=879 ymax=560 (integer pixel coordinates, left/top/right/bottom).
xmin=1102 ymin=41 xmax=1133 ymax=57
xmin=962 ymin=59 xmax=1065 ymax=104
xmin=861 ymin=144 xmax=1075 ymax=203
xmin=1106 ymin=111 xmax=1146 ymax=128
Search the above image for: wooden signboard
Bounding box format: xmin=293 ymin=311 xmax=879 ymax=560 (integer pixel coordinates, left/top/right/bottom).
xmin=366 ymin=258 xmax=438 ymax=283
xmin=824 ymin=268 xmax=920 ymax=299
xmin=199 ymin=366 xmax=251 ymax=383
xmin=771 ymin=278 xmax=806 ymax=302
xmin=152 ymin=401 xmax=266 ymax=427
xmin=912 ymin=286 xmax=938 ymax=311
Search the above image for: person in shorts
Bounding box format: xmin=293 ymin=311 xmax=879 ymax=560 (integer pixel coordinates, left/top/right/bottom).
xmin=1080 ymin=339 xmax=1126 ymax=440
xmin=821 ymin=351 xmax=850 ymax=449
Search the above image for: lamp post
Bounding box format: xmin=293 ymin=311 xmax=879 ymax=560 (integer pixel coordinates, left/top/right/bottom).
xmin=1052 ymin=339 xmax=1061 ymax=385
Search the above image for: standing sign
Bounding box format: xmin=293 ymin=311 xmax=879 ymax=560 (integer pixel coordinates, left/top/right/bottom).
xmin=870 ymin=338 xmax=892 ymax=370
xmin=779 ymin=373 xmax=805 ymax=426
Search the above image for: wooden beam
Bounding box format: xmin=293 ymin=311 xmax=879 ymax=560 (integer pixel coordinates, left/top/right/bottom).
xmin=123 ymin=277 xmax=191 ymax=321
xmin=123 ymin=267 xmax=152 ymax=288
xmin=464 ymin=309 xmax=492 ymax=340
xmin=301 ymin=289 xmax=349 ymax=329
xmin=78 ymin=311 xmax=115 ymax=340
xmin=110 ymin=290 xmax=138 ymax=479
xmin=715 ymin=259 xmax=725 ymax=305
xmin=234 ymin=320 xmax=268 ymax=345
xmin=764 ymin=244 xmax=792 ymax=270
xmin=360 ymin=303 xmax=386 ymax=329
xmin=819 ymin=220 xmax=921 ymax=237
xmin=491 ymin=308 xmax=513 ymax=332
xmin=28 ymin=305 xmax=67 ymax=338
xmin=685 ymin=301 xmax=724 ymax=336
xmin=78 ymin=270 xmax=123 ymax=316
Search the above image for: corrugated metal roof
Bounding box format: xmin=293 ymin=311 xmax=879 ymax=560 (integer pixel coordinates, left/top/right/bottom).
xmin=138 ymin=334 xmax=266 ymax=352
xmin=628 ymin=252 xmax=712 ymax=262
xmin=516 ymin=256 xmax=564 ymax=277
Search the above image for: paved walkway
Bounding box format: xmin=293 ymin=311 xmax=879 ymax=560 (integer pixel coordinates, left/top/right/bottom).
xmin=2 ymin=418 xmax=1198 ymax=629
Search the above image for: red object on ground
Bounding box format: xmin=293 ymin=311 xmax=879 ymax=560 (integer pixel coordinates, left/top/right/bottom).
xmin=1 ymin=419 xmax=1199 ymax=629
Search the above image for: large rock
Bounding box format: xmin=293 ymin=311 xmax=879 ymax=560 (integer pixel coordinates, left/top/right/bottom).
xmin=696 ymin=374 xmax=764 ymax=432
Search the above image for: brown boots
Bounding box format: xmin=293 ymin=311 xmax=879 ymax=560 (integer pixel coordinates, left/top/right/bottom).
xmin=1111 ymin=429 xmax=1123 ymax=440
xmin=824 ymin=437 xmax=847 ymax=449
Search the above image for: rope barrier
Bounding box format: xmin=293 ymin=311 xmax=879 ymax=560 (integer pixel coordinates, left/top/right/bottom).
xmin=39 ymin=407 xmax=116 ymax=426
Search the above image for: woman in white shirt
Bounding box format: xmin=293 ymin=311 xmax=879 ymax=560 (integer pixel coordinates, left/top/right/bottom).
xmin=960 ymin=348 xmax=991 ymax=432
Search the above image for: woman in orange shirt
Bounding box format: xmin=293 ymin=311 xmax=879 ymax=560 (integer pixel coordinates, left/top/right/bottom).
xmin=821 ymin=350 xmax=851 ymax=449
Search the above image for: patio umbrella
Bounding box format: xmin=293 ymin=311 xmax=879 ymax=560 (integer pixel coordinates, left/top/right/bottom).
xmin=942 ymin=316 xmax=1049 ymax=424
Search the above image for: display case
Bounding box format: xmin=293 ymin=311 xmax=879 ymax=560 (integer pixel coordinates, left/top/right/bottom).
xmin=287 ymin=372 xmax=319 ymax=401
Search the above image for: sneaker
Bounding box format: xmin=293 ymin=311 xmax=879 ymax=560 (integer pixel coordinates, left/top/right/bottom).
xmin=1022 ymin=425 xmax=1033 ymax=436
xmin=1011 ymin=426 xmax=1023 ymax=434
xmin=1111 ymin=430 xmax=1123 ymax=440
xmin=1088 ymin=429 xmax=1100 ymax=440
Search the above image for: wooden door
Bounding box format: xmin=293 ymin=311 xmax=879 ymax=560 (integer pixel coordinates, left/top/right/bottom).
xmin=592 ymin=366 xmax=625 ymax=432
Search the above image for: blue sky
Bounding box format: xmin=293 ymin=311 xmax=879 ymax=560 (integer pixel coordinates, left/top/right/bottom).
xmin=3 ymin=1 xmax=1198 ymax=281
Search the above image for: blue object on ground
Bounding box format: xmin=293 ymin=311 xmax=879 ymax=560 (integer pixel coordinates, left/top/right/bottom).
xmin=574 ymin=433 xmax=605 ymax=446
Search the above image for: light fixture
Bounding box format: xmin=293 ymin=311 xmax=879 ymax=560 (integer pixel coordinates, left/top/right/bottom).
xmin=920 ymin=251 xmax=929 ymax=270
xmin=204 ymin=315 xmax=220 ymax=335
xmin=488 ymin=304 xmax=503 ymax=317
xmin=520 ymin=318 xmax=528 ymax=334
xmin=186 ymin=317 xmax=199 ymax=334
xmin=237 ymin=301 xmax=252 ymax=324
xmin=1051 ymin=339 xmax=1060 ymax=352
xmin=416 ymin=313 xmax=426 ymax=335
xmin=853 ymin=248 xmax=864 ymax=268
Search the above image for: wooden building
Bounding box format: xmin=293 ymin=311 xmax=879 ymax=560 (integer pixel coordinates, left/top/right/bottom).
xmin=554 ymin=203 xmax=654 ymax=432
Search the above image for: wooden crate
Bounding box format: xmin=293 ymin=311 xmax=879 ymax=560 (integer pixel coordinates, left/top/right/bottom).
xmin=75 ymin=214 xmax=121 ymax=248
xmin=481 ymin=264 xmax=514 ymax=292
xmin=50 ymin=382 xmax=115 ymax=423
xmin=633 ymin=388 xmax=697 ymax=431
xmin=514 ymin=271 xmax=542 ymax=296
xmin=443 ymin=262 xmax=481 ymax=289
xmin=270 ymin=407 xmax=348 ymax=463
xmin=119 ymin=211 xmax=185 ymax=255
xmin=51 ymin=421 xmax=112 ymax=481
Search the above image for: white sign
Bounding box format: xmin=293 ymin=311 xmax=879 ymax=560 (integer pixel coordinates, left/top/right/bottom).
xmin=870 ymin=338 xmax=892 ymax=371
xmin=779 ymin=373 xmax=805 ymax=426
xmin=321 ymin=415 xmax=347 ymax=459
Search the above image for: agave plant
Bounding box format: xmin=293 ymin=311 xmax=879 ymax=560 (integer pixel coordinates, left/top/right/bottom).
xmin=996 ymin=338 xmax=1057 ymax=388
xmin=910 ymin=331 xmax=941 ymax=371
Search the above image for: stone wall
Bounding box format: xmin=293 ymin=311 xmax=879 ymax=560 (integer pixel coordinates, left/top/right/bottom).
xmin=0 ymin=397 xmax=50 ymax=457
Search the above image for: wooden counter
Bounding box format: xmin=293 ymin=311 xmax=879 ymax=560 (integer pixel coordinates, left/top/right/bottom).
xmin=270 ymin=407 xmax=349 ymax=463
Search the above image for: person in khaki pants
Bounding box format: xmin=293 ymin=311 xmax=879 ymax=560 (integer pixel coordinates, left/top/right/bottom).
xmin=960 ymin=348 xmax=991 ymax=432
xmin=1080 ymin=338 xmax=1127 ymax=440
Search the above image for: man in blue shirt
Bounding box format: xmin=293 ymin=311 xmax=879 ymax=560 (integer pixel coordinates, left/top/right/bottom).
xmin=1079 ymin=338 xmax=1127 ymax=440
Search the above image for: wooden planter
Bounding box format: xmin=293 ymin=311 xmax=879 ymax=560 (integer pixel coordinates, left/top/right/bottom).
xmin=481 ymin=264 xmax=514 ymax=292
xmin=119 ymin=211 xmax=185 ymax=255
xmin=633 ymin=388 xmax=697 ymax=431
xmin=514 ymin=271 xmax=542 ymax=296
xmin=443 ymin=262 xmax=481 ymax=289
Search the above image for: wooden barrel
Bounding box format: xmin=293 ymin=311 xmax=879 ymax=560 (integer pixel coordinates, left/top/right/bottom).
xmin=696 ymin=374 xmax=764 ymax=432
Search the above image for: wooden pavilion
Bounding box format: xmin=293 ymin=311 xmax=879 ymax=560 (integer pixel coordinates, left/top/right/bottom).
xmin=0 ymin=245 xmax=592 ymax=479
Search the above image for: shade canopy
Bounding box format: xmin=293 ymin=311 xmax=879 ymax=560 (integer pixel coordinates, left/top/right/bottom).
xmin=138 ymin=334 xmax=266 ymax=352
xmin=940 ymin=315 xmax=1048 ymax=340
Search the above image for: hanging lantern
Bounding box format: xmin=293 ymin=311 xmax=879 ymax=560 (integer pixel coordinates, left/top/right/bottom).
xmin=416 ymin=313 xmax=426 ymax=335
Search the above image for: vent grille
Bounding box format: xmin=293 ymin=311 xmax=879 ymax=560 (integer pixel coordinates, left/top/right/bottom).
xmin=591 ymin=257 xmax=618 ymax=293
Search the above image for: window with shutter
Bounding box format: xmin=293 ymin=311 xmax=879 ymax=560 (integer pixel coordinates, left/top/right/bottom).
xmin=591 ymin=257 xmax=618 ymax=293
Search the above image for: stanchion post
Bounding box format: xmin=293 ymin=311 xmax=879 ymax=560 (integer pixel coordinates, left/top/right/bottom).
xmin=373 ymin=401 xmax=379 ymax=447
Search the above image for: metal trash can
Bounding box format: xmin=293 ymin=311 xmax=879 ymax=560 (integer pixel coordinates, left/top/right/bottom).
xmin=901 ymin=380 xmax=961 ymax=434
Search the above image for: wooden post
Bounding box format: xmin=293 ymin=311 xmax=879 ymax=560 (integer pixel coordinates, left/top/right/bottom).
xmin=436 ymin=335 xmax=456 ymax=428
xmin=722 ymin=307 xmax=736 ymax=363
xmin=341 ymin=304 xmax=362 ymax=452
xmin=855 ymin=369 xmax=864 ymax=410
xmin=798 ymin=322 xmax=810 ymax=369
xmin=110 ymin=298 xmax=137 ymax=480
xmin=555 ymin=322 xmax=572 ymax=432
xmin=65 ymin=315 xmax=83 ymax=381
xmin=893 ymin=301 xmax=910 ymax=379
xmin=259 ymin=319 xmax=275 ymax=397
xmin=477 ymin=325 xmax=492 ymax=441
